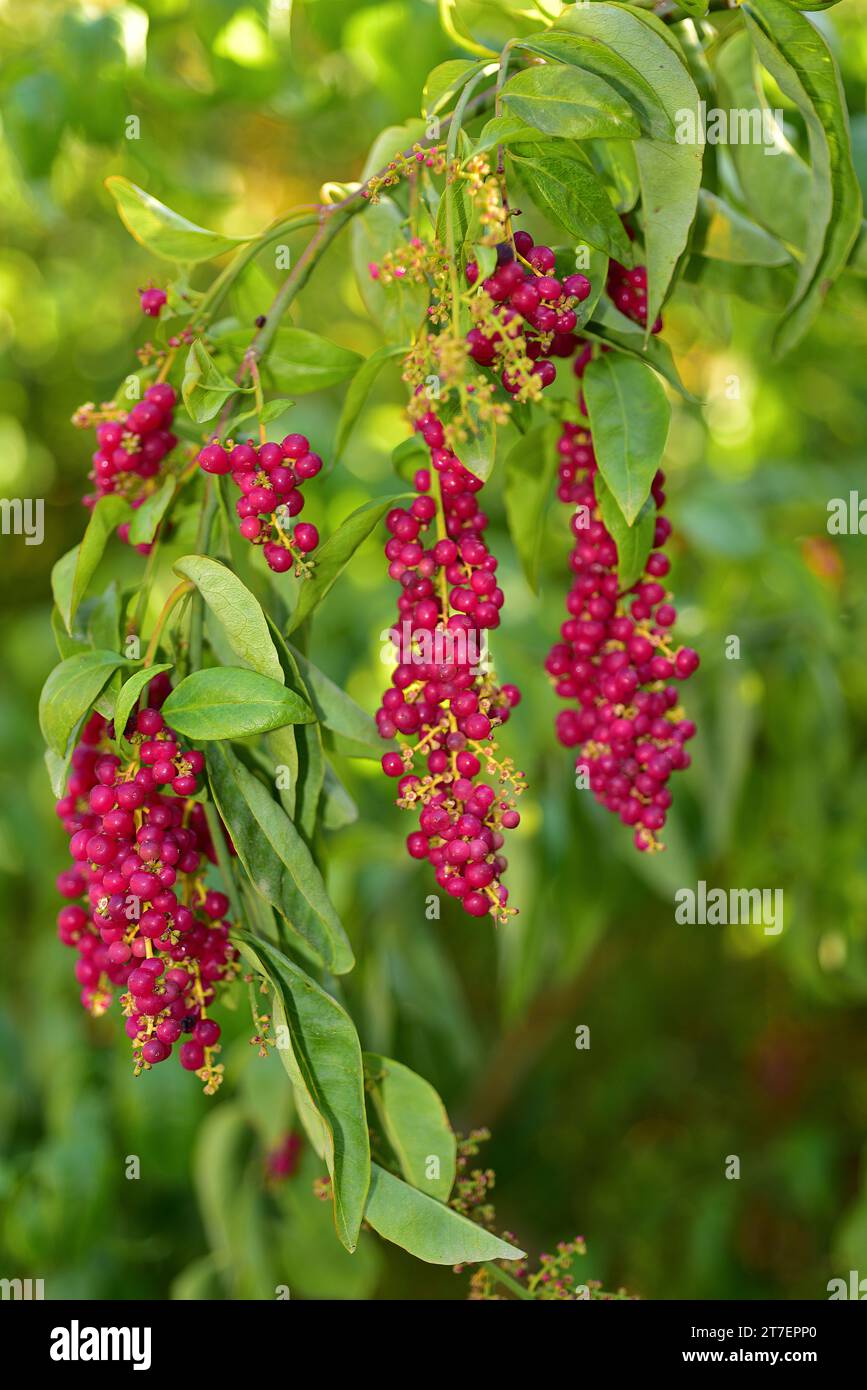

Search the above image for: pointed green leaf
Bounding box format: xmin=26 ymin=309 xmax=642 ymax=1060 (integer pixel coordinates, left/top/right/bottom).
xmin=286 ymin=495 xmax=411 ymax=635
xmin=174 ymin=554 xmax=284 ymax=683
xmin=182 ymin=339 xmax=246 ymax=424
xmin=508 ymin=143 xmax=633 ymax=262
xmin=502 ymin=64 xmax=639 ymax=141
xmin=692 ymin=190 xmax=790 ymax=266
xmin=51 ymin=495 xmax=131 ymax=632
xmin=286 ymin=644 xmax=382 ymax=756
xmin=129 ymin=477 xmax=176 ymax=546
xmin=240 ymin=327 xmax=362 ymax=395
xmin=321 ymin=762 xmax=359 ymax=831
xmin=583 ymin=354 xmax=670 ymax=524
xmin=742 ymin=0 xmax=862 ymax=354
xmin=112 ymin=664 xmax=173 ymax=745
xmin=364 ymin=1164 xmax=524 ymax=1265
xmin=715 ymin=32 xmax=811 ymax=246
xmin=39 ymin=650 xmax=129 ymax=758
xmin=334 ymin=344 xmax=407 ymax=464
xmin=595 ymin=474 xmax=655 ymax=592
xmin=209 ymin=747 xmax=353 ymax=974
xmin=161 ymin=667 xmax=313 ymax=740
xmin=516 ymin=31 xmax=674 ymax=142
xmin=364 ymin=1054 xmax=456 ymax=1201
xmin=105 ymin=176 xmax=253 ymax=262
xmin=558 ymin=4 xmax=704 ymax=327
xmin=423 ymin=58 xmax=486 ymax=116
xmin=235 ymin=935 xmax=368 ymax=1249
xmin=504 ymin=422 xmax=560 ymax=594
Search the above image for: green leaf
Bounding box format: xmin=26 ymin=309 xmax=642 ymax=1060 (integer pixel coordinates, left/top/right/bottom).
xmin=321 ymin=762 xmax=359 ymax=831
xmin=742 ymin=0 xmax=862 ymax=355
xmin=508 ymin=143 xmax=633 ymax=262
xmin=255 ymin=327 xmax=362 ymax=396
xmin=502 ymin=64 xmax=639 ymax=141
xmin=350 ymin=198 xmax=431 ymax=343
xmin=105 ymin=176 xmax=253 ymax=262
xmin=287 ymin=644 xmax=382 ymax=756
xmin=503 ymin=422 xmax=559 ymax=593
xmin=86 ymin=582 xmax=123 ymax=653
xmin=51 ymin=495 xmax=131 ymax=632
xmin=113 ymin=664 xmax=173 ymax=744
xmin=129 ymin=478 xmax=176 ymax=546
xmin=391 ymin=435 xmax=428 ymax=483
xmin=161 ymin=667 xmax=314 ymax=740
xmin=44 ymin=747 xmax=72 ymax=800
xmin=364 ymin=1054 xmax=456 ymax=1201
xmin=364 ymin=1164 xmax=524 ymax=1265
xmin=583 ymin=316 xmax=698 ymax=401
xmin=422 ymin=58 xmax=486 ymax=116
xmin=182 ymin=339 xmax=245 ymax=424
xmin=590 ymin=137 xmax=640 ymax=214
xmin=286 ymin=495 xmax=411 ymax=635
xmin=516 ymin=31 xmax=675 ymax=142
xmin=236 ymin=935 xmax=368 ymax=1249
xmin=715 ymin=32 xmax=811 ymax=247
xmin=229 ymin=396 xmax=294 ymax=432
xmin=264 ymin=619 xmax=325 ymax=837
xmin=39 ymin=651 xmax=129 ymax=758
xmin=583 ymin=353 xmax=670 ymax=524
xmin=472 ymin=113 xmax=541 ymax=156
xmin=173 ymin=554 xmax=284 ymax=683
xmin=558 ymin=4 xmax=704 ymax=327
xmin=461 ymin=411 xmax=495 ymax=483
xmin=210 ymin=747 xmax=352 ymax=975
xmin=682 ymin=256 xmax=796 ymax=311
xmin=595 ymin=474 xmax=655 ymax=591
xmin=333 ymin=344 xmax=407 ymax=464
xmin=691 ymin=190 xmax=790 ymax=266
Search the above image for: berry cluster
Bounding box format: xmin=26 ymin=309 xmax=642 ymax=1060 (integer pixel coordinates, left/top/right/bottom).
xmin=197 ymin=432 xmax=321 ymax=575
xmin=54 ymin=683 xmax=237 ymax=1092
xmin=377 ymin=410 xmax=525 ymax=923
xmin=466 ymin=230 xmax=591 ymax=397
xmin=605 ymin=259 xmax=661 ymax=334
xmin=77 ymin=382 xmax=180 ymax=553
xmin=547 ymin=413 xmax=698 ymax=852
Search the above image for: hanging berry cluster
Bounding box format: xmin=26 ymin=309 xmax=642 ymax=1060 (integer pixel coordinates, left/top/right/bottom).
xmin=546 ymin=407 xmax=698 ymax=853
xmin=197 ymin=431 xmax=321 ymax=575
xmin=73 ymin=382 xmax=179 ymax=552
xmin=54 ymin=682 xmax=238 ymax=1092
xmin=377 ymin=409 xmax=525 ymax=924
xmin=466 ymin=230 xmax=591 ymax=399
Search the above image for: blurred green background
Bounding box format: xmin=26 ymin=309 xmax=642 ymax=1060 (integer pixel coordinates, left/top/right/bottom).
xmin=3 ymin=0 xmax=867 ymax=1301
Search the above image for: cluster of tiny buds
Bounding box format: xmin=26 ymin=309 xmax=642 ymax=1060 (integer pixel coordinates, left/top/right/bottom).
xmin=54 ymin=680 xmax=237 ymax=1091
xmin=548 ymin=408 xmax=698 ymax=852
xmin=197 ymin=432 xmax=321 ymax=574
xmin=362 ymin=142 xmax=446 ymax=202
xmin=76 ymin=381 xmax=179 ymax=553
xmin=465 ymin=229 xmax=592 ymax=399
xmin=377 ymin=409 xmax=524 ymax=924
